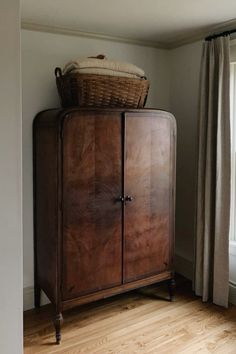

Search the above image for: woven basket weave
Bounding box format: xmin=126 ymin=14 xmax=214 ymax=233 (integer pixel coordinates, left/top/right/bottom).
xmin=55 ymin=67 xmax=150 ymax=108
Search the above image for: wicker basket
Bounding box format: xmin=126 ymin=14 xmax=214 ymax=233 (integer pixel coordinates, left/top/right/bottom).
xmin=55 ymin=67 xmax=150 ymax=108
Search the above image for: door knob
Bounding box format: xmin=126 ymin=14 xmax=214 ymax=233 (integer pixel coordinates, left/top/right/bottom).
xmin=116 ymin=196 xmax=124 ymax=202
xmin=125 ymin=195 xmax=134 ymax=202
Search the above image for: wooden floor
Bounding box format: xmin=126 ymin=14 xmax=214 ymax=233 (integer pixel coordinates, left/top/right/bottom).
xmin=24 ymin=279 xmax=236 ymax=354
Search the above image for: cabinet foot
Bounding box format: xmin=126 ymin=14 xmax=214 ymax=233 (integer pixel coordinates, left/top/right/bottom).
xmin=34 ymin=285 xmax=41 ymax=309
xmin=168 ymin=278 xmax=176 ymax=301
xmin=53 ymin=313 xmax=63 ymax=344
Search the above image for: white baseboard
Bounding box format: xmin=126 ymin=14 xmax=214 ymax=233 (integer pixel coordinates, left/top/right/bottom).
xmin=23 ymin=286 xmax=50 ymax=311
xmin=229 ymin=241 xmax=236 ymax=305
xmin=229 ymin=282 xmax=236 ymax=305
xmin=174 ymin=252 xmax=236 ymax=305
xmin=174 ymin=253 xmax=193 ymax=281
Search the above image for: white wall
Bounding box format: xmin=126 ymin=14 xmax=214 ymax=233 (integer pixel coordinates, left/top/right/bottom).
xmin=170 ymin=41 xmax=202 ymax=277
xmin=22 ymin=29 xmax=171 ymax=302
xmin=0 ymin=1 xmax=23 ymax=353
xmin=22 ymin=29 xmax=205 ymax=306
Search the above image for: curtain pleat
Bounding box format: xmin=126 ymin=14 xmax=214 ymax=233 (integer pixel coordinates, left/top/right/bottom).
xmin=195 ymin=36 xmax=231 ymax=307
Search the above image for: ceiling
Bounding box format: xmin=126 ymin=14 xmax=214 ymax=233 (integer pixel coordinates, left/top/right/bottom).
xmin=21 ymin=0 xmax=236 ymax=48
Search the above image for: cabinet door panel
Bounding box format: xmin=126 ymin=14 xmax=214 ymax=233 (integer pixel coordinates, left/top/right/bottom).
xmin=62 ymin=112 xmax=122 ymax=300
xmin=124 ymin=112 xmax=175 ymax=282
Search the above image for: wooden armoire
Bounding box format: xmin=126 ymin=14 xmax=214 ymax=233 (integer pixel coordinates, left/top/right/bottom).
xmin=33 ymin=108 xmax=176 ymax=344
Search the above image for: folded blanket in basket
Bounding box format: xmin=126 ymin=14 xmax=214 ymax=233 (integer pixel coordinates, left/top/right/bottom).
xmin=63 ymin=57 xmax=145 ymax=78
xmin=65 ymin=67 xmax=142 ymax=78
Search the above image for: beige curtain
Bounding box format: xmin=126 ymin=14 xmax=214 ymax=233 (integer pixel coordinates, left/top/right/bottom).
xmin=195 ymin=36 xmax=231 ymax=307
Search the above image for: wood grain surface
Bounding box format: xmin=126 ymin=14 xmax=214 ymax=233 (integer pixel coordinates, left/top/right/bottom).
xmin=24 ymin=278 xmax=236 ymax=354
xmin=33 ymin=108 xmax=176 ymax=343
xmin=62 ymin=111 xmax=122 ymax=300
xmin=33 ymin=112 xmax=60 ymax=305
xmin=124 ymin=113 xmax=174 ymax=282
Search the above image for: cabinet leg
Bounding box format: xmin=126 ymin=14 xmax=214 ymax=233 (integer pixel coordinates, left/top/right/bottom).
xmin=34 ymin=284 xmax=41 ymax=309
xmin=168 ymin=278 xmax=176 ymax=301
xmin=53 ymin=312 xmax=63 ymax=345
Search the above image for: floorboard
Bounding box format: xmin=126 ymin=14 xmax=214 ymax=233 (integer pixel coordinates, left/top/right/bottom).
xmin=24 ymin=278 xmax=236 ymax=353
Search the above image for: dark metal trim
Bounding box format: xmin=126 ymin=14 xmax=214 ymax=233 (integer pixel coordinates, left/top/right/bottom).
xmin=205 ymin=28 xmax=236 ymax=41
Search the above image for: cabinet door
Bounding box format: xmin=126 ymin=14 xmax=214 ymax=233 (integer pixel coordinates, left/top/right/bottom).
xmin=124 ymin=112 xmax=175 ymax=283
xmin=62 ymin=111 xmax=122 ymax=300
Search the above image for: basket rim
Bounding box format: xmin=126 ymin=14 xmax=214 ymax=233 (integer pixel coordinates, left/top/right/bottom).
xmin=57 ymin=72 xmax=149 ymax=83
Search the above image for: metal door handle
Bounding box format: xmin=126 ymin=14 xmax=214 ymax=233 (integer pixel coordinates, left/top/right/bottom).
xmin=116 ymin=196 xmax=124 ymax=202
xmin=125 ymin=195 xmax=134 ymax=202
